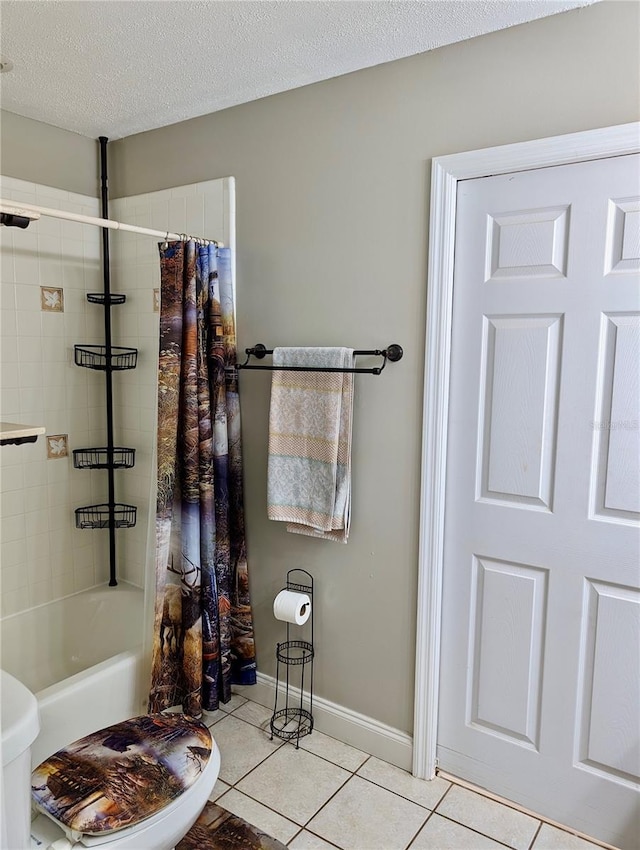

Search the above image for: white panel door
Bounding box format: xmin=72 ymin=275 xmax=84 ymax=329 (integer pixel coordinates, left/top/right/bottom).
xmin=438 ymin=153 xmax=640 ymax=849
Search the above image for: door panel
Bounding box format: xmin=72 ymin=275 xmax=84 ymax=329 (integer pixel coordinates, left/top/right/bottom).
xmin=438 ymin=154 xmax=640 ymax=849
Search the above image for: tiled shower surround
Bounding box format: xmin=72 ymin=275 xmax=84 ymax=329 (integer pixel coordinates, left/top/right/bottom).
xmin=0 ymin=176 xmax=232 ymax=617
xmin=0 ymin=177 xmax=109 ymax=615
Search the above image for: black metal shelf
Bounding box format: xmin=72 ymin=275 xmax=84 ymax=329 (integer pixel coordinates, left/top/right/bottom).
xmin=86 ymin=292 xmax=126 ymax=305
xmin=276 ymin=640 xmax=314 ymax=666
xmin=75 ymin=503 xmax=137 ymax=530
xmin=74 ymin=344 xmax=138 ymax=371
xmin=73 ymin=447 xmax=136 ymax=470
xmin=270 ymin=708 xmax=314 ymax=742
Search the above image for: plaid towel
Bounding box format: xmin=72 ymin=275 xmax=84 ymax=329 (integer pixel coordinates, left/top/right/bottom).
xmin=267 ymin=347 xmax=354 ymax=543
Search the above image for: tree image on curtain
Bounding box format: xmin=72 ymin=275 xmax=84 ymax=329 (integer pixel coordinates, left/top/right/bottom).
xmin=149 ymin=241 xmax=256 ymax=716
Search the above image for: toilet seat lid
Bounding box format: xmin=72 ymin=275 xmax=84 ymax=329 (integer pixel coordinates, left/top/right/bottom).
xmin=31 ymin=713 xmax=213 ymax=837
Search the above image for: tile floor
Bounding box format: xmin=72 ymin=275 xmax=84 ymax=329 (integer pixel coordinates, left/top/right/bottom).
xmin=202 ymin=693 xmax=608 ymax=850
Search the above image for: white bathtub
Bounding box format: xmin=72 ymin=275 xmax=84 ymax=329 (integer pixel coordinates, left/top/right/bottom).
xmin=0 ymin=584 xmax=147 ymax=765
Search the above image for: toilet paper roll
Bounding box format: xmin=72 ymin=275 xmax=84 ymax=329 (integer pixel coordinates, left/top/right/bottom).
xmin=273 ymin=590 xmax=311 ymax=625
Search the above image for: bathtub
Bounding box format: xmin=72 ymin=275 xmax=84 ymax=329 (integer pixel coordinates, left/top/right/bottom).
xmin=0 ymin=584 xmax=147 ymax=765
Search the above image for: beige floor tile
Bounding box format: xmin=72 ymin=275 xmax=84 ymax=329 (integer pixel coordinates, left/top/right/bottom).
xmin=436 ymin=786 xmax=539 ymax=850
xmin=306 ymin=775 xmax=428 ymax=850
xmin=357 ymin=756 xmax=450 ymax=809
xmin=219 ymin=692 xmax=249 ymax=713
xmin=203 ymin=708 xmax=226 ymax=726
xmin=217 ymin=788 xmax=300 ymax=844
xmin=232 ymin=699 xmax=274 ymax=730
xmin=532 ymin=824 xmax=606 ymax=850
xmin=297 ymin=730 xmax=369 ymax=772
xmin=214 ymin=714 xmax=282 ymax=785
xmin=288 ymin=830 xmax=342 ymax=849
xmin=208 ymin=778 xmax=231 ymax=802
xmin=236 ymin=745 xmax=350 ymax=826
xmin=411 ymin=814 xmax=508 ymax=849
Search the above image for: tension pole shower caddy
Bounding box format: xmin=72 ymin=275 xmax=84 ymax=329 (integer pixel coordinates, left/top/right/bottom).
xmin=73 ymin=137 xmax=137 ymax=586
xmin=1 ymin=145 xmax=226 ymax=587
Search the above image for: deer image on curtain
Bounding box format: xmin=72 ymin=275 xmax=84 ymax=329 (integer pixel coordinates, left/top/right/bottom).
xmin=149 ymin=241 xmax=256 ymax=716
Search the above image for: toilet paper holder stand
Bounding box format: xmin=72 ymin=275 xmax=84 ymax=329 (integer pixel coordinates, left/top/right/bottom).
xmin=269 ymin=568 xmax=315 ymax=748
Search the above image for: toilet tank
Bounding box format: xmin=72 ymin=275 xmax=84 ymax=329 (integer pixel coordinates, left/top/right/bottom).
xmin=1 ymin=670 xmax=40 ymax=850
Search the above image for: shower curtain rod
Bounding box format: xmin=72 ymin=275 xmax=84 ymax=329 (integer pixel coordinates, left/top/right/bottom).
xmin=0 ymin=198 xmax=224 ymax=247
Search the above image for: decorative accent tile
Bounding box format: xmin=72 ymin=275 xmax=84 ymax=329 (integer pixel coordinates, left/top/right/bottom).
xmin=46 ymin=434 xmax=68 ymax=459
xmin=153 ymin=288 xmax=160 ymax=312
xmin=40 ymin=286 xmax=64 ymax=312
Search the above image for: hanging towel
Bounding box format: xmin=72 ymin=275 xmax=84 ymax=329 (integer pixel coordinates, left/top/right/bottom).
xmin=267 ymin=347 xmax=355 ymax=543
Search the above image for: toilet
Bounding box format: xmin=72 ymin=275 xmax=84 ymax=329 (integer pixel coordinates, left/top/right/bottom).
xmin=1 ymin=671 xmax=220 ymax=850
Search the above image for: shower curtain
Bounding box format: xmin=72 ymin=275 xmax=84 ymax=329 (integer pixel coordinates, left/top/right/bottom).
xmin=148 ymin=241 xmax=256 ymax=717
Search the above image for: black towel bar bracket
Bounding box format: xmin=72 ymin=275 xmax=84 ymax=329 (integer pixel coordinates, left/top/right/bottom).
xmin=237 ymin=344 xmax=403 ymax=375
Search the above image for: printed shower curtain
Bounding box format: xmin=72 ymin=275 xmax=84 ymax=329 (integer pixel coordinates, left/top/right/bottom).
xmin=149 ymin=241 xmax=256 ymax=717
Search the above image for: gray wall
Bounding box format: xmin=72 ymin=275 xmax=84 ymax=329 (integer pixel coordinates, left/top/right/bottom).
xmin=113 ymin=1 xmax=639 ymax=734
xmin=15 ymin=1 xmax=639 ymax=735
xmin=0 ymin=110 xmax=98 ymax=196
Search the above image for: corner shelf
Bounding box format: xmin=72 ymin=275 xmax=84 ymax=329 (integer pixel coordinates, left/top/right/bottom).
xmin=74 ymin=344 xmax=138 ymax=371
xmin=75 ymin=504 xmax=137 ymax=530
xmin=73 ymin=447 xmax=136 ymax=470
xmin=0 ymin=421 xmax=46 ymax=446
xmin=86 ymin=293 xmax=126 ymax=305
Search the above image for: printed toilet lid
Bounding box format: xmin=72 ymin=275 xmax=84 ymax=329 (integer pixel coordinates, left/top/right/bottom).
xmin=31 ymin=713 xmax=212 ymax=836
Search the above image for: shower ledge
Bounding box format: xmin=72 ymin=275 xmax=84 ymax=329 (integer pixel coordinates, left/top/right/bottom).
xmin=0 ymin=421 xmax=46 ymax=446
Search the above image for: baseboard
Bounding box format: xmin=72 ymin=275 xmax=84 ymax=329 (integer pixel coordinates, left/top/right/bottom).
xmin=234 ymin=672 xmax=413 ymax=772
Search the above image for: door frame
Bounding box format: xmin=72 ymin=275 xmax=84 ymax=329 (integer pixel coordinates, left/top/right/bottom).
xmin=413 ymin=121 xmax=640 ymax=780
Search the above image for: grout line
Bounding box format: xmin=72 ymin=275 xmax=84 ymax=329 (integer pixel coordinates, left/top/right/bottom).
xmin=218 ymin=697 xmax=606 ymax=850
xmin=297 ymin=766 xmax=354 ymax=831
xmin=281 ymin=737 xmax=370 ymax=775
xmin=351 ymin=767 xmax=449 ymax=813
xmin=437 ymin=771 xmax=615 ymax=850
xmin=285 ymin=826 xmax=304 ymax=848
xmin=292 ymin=825 xmax=343 ymax=849
xmin=528 ymin=820 xmax=544 ymax=850
xmin=214 ymin=714 xmax=286 ymax=787
xmin=436 ymin=812 xmax=519 ymax=850
xmin=405 ymin=809 xmax=435 ymax=850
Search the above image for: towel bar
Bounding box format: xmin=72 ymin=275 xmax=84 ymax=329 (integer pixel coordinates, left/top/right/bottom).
xmin=237 ymin=343 xmax=403 ymax=374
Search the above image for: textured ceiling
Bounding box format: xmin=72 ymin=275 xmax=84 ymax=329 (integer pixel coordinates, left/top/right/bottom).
xmin=0 ymin=0 xmax=595 ymax=140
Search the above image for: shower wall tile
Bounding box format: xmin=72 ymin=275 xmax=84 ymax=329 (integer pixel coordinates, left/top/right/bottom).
xmin=0 ymin=176 xmax=108 ymax=618
xmin=109 ymin=177 xmax=232 ymax=593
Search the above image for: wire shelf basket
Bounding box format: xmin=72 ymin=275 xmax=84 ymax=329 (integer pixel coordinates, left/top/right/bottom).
xmin=270 ymin=707 xmax=314 ymax=742
xmin=75 ymin=503 xmax=137 ymax=529
xmin=276 ymin=640 xmax=314 ymax=666
xmin=86 ymin=293 xmax=127 ymax=305
xmin=74 ymin=344 xmax=138 ymax=371
xmin=73 ymin=447 xmax=136 ymax=470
